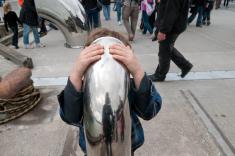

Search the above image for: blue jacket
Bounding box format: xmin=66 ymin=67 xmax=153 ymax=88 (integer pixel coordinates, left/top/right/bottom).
xmin=58 ymin=74 xmax=162 ymax=154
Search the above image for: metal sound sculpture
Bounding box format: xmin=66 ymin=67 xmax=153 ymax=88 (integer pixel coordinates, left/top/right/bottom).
xmin=34 ymin=0 xmax=88 ymax=48
xmin=83 ymin=37 xmax=132 ymax=156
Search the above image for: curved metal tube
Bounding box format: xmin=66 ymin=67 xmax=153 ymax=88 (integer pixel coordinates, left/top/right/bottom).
xmin=35 ymin=0 xmax=89 ymax=48
xmin=83 ymin=37 xmax=131 ymax=156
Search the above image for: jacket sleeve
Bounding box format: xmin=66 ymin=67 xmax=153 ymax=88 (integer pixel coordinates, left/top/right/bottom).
xmin=159 ymin=0 xmax=181 ymax=34
xmin=3 ymin=16 xmax=9 ymax=32
xmin=57 ymin=78 xmax=84 ymax=127
xmin=130 ymin=74 xmax=162 ymax=120
xmin=14 ymin=12 xmax=22 ymax=25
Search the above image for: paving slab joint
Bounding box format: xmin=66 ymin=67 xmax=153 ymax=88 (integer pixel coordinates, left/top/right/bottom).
xmin=180 ymin=90 xmax=235 ymax=156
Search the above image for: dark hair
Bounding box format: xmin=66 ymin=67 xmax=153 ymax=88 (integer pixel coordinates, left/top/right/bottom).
xmin=85 ymin=28 xmax=131 ymax=47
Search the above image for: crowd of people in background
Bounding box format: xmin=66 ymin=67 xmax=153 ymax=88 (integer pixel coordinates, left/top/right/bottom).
xmin=1 ymin=0 xmax=45 ymax=49
xmin=188 ymin=0 xmax=215 ymax=27
xmin=0 ymin=0 xmax=234 ymax=49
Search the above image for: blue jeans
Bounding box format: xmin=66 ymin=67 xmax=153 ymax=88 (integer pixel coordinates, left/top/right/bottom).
xmin=116 ymin=2 xmax=122 ymax=22
xmin=23 ymin=24 xmax=40 ymax=45
xmin=142 ymin=11 xmax=153 ymax=34
xmin=196 ymin=6 xmax=203 ymax=25
xmin=188 ymin=6 xmax=203 ymax=26
xmin=87 ymin=11 xmax=100 ymax=29
xmin=103 ymin=5 xmax=110 ymax=20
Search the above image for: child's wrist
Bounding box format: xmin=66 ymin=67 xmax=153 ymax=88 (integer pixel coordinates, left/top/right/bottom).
xmin=133 ymin=65 xmax=144 ymax=79
xmin=69 ymin=71 xmax=83 ymax=92
xmin=132 ymin=66 xmax=145 ymax=89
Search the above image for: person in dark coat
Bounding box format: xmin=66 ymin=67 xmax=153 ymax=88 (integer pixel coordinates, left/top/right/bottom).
xmin=3 ymin=2 xmax=22 ymax=49
xmin=152 ymin=0 xmax=160 ymax=41
xmin=148 ymin=0 xmax=193 ymax=82
xmin=81 ymin=0 xmax=101 ymax=29
xmin=20 ymin=0 xmax=44 ymax=48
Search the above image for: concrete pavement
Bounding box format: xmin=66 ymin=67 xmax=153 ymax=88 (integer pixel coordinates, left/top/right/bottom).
xmin=1 ymin=3 xmax=235 ymax=156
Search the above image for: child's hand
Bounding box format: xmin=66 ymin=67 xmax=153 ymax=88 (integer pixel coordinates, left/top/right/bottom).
xmin=70 ymin=44 xmax=104 ymax=91
xmin=109 ymin=44 xmax=144 ymax=89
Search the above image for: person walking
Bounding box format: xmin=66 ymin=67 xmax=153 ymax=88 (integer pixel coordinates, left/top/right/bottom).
xmin=102 ymin=0 xmax=111 ymax=20
xmin=3 ymin=2 xmax=22 ymax=49
xmin=122 ymin=0 xmax=140 ymax=41
xmin=202 ymin=0 xmax=214 ymax=25
xmin=39 ymin=17 xmax=47 ymax=37
xmin=20 ymin=0 xmax=45 ymax=49
xmin=148 ymin=0 xmax=193 ymax=82
xmin=81 ymin=0 xmax=101 ymax=29
xmin=215 ymin=0 xmax=222 ymax=9
xmin=188 ymin=0 xmax=206 ymax=27
xmin=141 ymin=0 xmax=155 ymax=35
xmin=151 ymin=0 xmax=160 ymax=41
xmin=224 ymin=0 xmax=230 ymax=7
xmin=115 ymin=0 xmax=123 ymax=25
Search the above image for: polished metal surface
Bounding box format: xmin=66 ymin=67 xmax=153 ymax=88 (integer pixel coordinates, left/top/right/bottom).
xmin=83 ymin=37 xmax=131 ymax=156
xmin=35 ymin=0 xmax=89 ymax=48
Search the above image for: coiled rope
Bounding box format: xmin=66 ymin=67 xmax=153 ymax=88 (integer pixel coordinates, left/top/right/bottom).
xmin=0 ymin=82 xmax=41 ymax=124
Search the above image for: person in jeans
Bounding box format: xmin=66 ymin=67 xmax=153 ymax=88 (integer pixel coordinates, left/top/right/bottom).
xmin=188 ymin=0 xmax=206 ymax=27
xmin=141 ymin=0 xmax=154 ymax=35
xmin=115 ymin=0 xmax=123 ymax=25
xmin=202 ymin=0 xmax=214 ymax=26
xmin=102 ymin=0 xmax=111 ymax=20
xmin=3 ymin=2 xmax=22 ymax=49
xmin=81 ymin=0 xmax=101 ymax=29
xmin=20 ymin=0 xmax=44 ymax=49
xmin=122 ymin=0 xmax=140 ymax=41
xmin=58 ymin=28 xmax=162 ymax=156
xmin=148 ymin=0 xmax=193 ymax=82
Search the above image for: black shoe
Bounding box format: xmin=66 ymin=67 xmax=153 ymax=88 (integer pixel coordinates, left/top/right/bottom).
xmin=202 ymin=21 xmax=206 ymax=25
xmin=207 ymin=21 xmax=211 ymax=26
xmin=15 ymin=46 xmax=19 ymax=49
xmin=40 ymin=32 xmax=47 ymax=37
xmin=196 ymin=24 xmax=202 ymax=27
xmin=148 ymin=74 xmax=165 ymax=82
xmin=180 ymin=63 xmax=193 ymax=78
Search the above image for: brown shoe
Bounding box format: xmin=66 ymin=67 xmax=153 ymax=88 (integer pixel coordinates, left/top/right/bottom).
xmin=129 ymin=34 xmax=134 ymax=41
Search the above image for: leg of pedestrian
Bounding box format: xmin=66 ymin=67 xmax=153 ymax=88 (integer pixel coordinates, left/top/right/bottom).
xmin=23 ymin=24 xmax=31 ymax=49
xmin=122 ymin=5 xmax=133 ymax=40
xmin=130 ymin=6 xmax=139 ymax=40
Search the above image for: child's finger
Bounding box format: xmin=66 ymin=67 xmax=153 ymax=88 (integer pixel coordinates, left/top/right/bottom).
xmin=87 ymin=55 xmax=102 ymax=64
xmin=85 ymin=49 xmax=104 ymax=58
xmin=110 ymin=44 xmax=126 ymax=50
xmin=109 ymin=48 xmax=127 ymax=57
xmin=84 ymin=44 xmax=104 ymax=54
xmin=112 ymin=54 xmax=127 ymax=64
